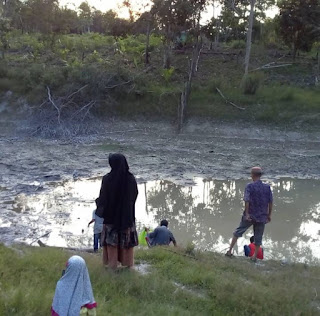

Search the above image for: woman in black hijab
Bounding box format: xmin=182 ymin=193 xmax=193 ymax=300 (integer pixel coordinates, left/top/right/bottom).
xmin=97 ymin=153 xmax=138 ymax=269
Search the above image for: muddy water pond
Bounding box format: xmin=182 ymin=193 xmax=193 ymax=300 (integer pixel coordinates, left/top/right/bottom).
xmin=1 ymin=177 xmax=319 ymax=263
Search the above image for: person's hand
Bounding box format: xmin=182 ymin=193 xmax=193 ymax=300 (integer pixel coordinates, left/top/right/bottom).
xmin=245 ymin=214 xmax=252 ymax=222
xmin=267 ymin=215 xmax=271 ymax=223
xmin=87 ymin=223 xmax=90 ymax=227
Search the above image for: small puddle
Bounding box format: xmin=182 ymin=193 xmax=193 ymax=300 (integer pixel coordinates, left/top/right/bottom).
xmin=134 ymin=262 xmax=151 ymax=275
xmin=0 ymin=177 xmax=319 ymax=263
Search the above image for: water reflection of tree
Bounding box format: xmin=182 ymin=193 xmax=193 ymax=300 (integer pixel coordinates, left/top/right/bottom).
xmin=147 ymin=181 xmax=205 ymax=247
xmin=146 ymin=180 xmax=245 ymax=249
xmin=268 ymin=179 xmax=320 ymax=262
xmin=146 ymin=178 xmax=320 ymax=262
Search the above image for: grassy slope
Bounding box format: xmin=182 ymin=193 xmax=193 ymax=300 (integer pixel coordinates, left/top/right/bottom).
xmin=0 ymin=244 xmax=319 ymax=315
xmin=0 ymin=33 xmax=319 ymax=125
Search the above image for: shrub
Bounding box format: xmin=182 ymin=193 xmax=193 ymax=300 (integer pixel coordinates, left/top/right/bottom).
xmin=0 ymin=78 xmax=12 ymax=91
xmin=242 ymin=73 xmax=264 ymax=95
xmin=42 ymin=67 xmax=67 ymax=89
xmin=230 ymin=40 xmax=246 ymax=49
xmin=161 ymin=67 xmax=175 ymax=84
xmin=185 ymin=242 xmax=196 ymax=256
xmin=279 ymin=87 xmax=295 ymax=101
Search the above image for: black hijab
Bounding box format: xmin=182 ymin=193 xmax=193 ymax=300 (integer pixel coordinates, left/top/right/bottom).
xmin=97 ymin=153 xmax=138 ymax=230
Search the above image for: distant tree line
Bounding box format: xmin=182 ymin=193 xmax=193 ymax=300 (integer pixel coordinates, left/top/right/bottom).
xmin=0 ymin=0 xmax=319 ymax=58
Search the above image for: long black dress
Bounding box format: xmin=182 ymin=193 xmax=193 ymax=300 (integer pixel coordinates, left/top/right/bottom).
xmin=97 ymin=153 xmax=138 ymax=249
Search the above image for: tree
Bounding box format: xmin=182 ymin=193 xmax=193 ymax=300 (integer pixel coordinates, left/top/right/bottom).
xmin=1 ymin=0 xmax=23 ymax=30
xmin=277 ymin=0 xmax=320 ymax=59
xmin=21 ymin=0 xmax=59 ymax=34
xmin=55 ymin=6 xmax=78 ymax=33
xmin=244 ymin=0 xmax=256 ymax=77
xmin=79 ymin=1 xmax=92 ymax=33
xmin=215 ymin=1 xmax=274 ymax=76
xmin=151 ymin=0 xmax=207 ymax=69
xmin=134 ymin=11 xmax=154 ymax=65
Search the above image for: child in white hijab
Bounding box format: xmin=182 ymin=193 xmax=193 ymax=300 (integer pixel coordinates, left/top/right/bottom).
xmin=51 ymin=256 xmax=97 ymax=316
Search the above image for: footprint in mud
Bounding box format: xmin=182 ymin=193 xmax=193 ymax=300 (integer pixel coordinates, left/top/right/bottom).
xmin=41 ymin=174 xmax=62 ymax=182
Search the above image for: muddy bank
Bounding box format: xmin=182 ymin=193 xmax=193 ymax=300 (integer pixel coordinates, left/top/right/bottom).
xmin=1 ymin=119 xmax=320 ymax=189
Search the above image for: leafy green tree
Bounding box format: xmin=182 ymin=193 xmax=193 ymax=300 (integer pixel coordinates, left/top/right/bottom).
xmin=213 ymin=0 xmax=275 ymax=42
xmin=1 ymin=0 xmax=23 ymax=30
xmin=92 ymin=9 xmax=104 ymax=33
xmin=277 ymin=0 xmax=320 ymax=59
xmin=55 ymin=6 xmax=78 ymax=33
xmin=151 ymin=0 xmax=207 ymax=68
xmin=109 ymin=17 xmax=132 ymax=37
xmin=20 ymin=0 xmax=59 ymax=33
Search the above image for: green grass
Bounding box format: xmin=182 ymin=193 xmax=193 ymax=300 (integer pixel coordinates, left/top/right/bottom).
xmin=0 ymin=244 xmax=319 ymax=315
xmin=187 ymin=84 xmax=320 ymax=124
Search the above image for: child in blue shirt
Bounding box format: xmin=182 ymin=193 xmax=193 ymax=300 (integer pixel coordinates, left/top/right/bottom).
xmin=88 ymin=209 xmax=104 ymax=252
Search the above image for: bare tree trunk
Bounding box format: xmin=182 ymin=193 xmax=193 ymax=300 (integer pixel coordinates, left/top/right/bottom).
xmin=145 ymin=20 xmax=151 ymax=65
xmin=19 ymin=16 xmax=24 ymax=34
xmin=177 ymin=40 xmax=202 ymax=131
xmin=244 ymin=0 xmax=256 ymax=77
xmin=214 ymin=19 xmax=221 ymax=50
xmin=316 ymin=49 xmax=320 ymax=86
xmin=163 ymin=43 xmax=171 ymax=69
xmin=210 ymin=0 xmax=216 ymax=50
xmin=163 ymin=24 xmax=172 ymax=69
xmin=212 ymin=1 xmax=220 ymax=50
xmin=293 ymin=42 xmax=297 ymax=61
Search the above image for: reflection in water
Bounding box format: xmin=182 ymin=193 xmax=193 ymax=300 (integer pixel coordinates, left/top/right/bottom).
xmin=1 ymin=178 xmax=319 ymax=263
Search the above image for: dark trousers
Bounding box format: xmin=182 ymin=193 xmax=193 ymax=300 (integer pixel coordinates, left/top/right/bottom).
xmin=94 ymin=233 xmax=101 ymax=251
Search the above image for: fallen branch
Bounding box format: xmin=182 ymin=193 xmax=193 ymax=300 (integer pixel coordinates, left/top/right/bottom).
xmin=200 ymin=50 xmax=241 ymax=56
xmin=216 ymin=88 xmax=245 ymax=111
xmin=30 ymin=232 xmax=51 ymax=245
xmin=251 ymin=62 xmax=293 ymax=72
xmin=66 ymin=84 xmax=89 ymax=100
xmin=38 ymin=240 xmax=46 ymax=247
xmin=70 ymin=100 xmax=96 ymax=120
xmin=81 ymin=101 xmax=96 ymax=122
xmin=47 ymin=86 xmax=61 ymax=124
xmin=106 ymin=79 xmax=132 ymax=89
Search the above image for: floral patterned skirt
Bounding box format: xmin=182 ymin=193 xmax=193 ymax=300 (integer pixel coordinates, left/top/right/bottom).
xmin=101 ymin=224 xmax=138 ymax=249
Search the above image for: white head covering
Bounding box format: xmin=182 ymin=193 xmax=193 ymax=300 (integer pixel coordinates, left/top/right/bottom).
xmin=52 ymin=256 xmax=96 ymax=316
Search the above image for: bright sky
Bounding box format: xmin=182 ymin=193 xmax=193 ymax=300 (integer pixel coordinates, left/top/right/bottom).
xmin=60 ymin=0 xmax=151 ymax=18
xmin=60 ymin=0 xmax=278 ymax=20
